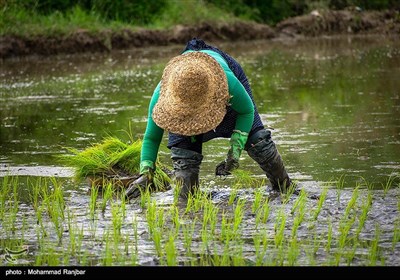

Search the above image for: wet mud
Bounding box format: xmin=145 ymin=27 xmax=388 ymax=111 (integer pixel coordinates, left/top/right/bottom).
xmin=0 ymin=173 xmax=399 ymax=266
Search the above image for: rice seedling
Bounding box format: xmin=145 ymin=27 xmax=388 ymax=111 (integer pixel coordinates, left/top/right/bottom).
xmin=6 ymin=179 xmax=20 ymax=234
xmin=156 ymin=206 xmax=166 ymax=230
xmin=369 ymin=224 xmax=381 ymax=266
xmin=131 ymin=216 xmax=139 ymax=265
xmin=220 ymin=211 xmax=232 ymax=243
xmin=102 ymin=230 xmax=113 ymax=266
xmin=172 ymin=183 xmax=181 ymax=205
xmin=28 ymin=177 xmax=42 ymax=213
xmin=184 ymin=191 xmax=194 ymax=214
xmin=0 ymin=177 xmax=19 ymax=235
xmin=200 ymin=224 xmax=211 ymax=257
xmin=100 ymin=182 xmax=113 ymax=213
xmin=325 ymin=218 xmax=333 ymax=253
xmin=182 ymin=220 xmax=196 ymax=265
xmin=392 ymin=220 xmax=400 ymax=251
xmin=0 ymin=176 xmax=12 ymax=221
xmin=152 ymin=227 xmax=163 ymax=258
xmin=345 ymin=242 xmax=357 ymax=265
xmin=382 ymin=174 xmax=398 ymax=197
xmin=165 ymin=232 xmax=177 ymax=266
xmin=254 ymin=199 xmax=268 ymax=230
xmin=274 ymin=245 xmax=286 ymax=266
xmin=186 ymin=189 xmax=209 ymax=213
xmin=57 ymin=136 xmax=171 ymax=192
xmin=232 ymin=243 xmax=245 ymax=266
xmin=80 ymin=250 xmax=89 ymax=266
xmin=311 ymin=232 xmax=322 ymax=263
xmin=252 ymin=187 xmax=263 ymax=214
xmin=335 ymin=214 xmax=356 ymax=265
xmin=170 ymin=205 xmax=181 ymax=235
xmin=232 ymin=198 xmax=245 ymax=237
xmin=1 ymin=172 xmax=399 ymax=267
xmin=26 ymin=178 xmax=48 ymax=237
xmin=312 ymin=186 xmax=328 ymax=221
xmin=50 ymin=177 xmax=66 ymax=220
xmin=231 ymin=169 xmax=260 ymax=187
xmin=274 ymin=207 xmax=287 ymax=248
xmin=253 ymin=230 xmax=268 ymax=266
xmin=139 ymin=187 xmax=152 ymax=209
xmin=202 ymin=198 xmax=218 ymax=235
xmin=145 ymin=199 xmax=157 ymax=233
xmin=343 ymin=187 xmax=359 ymax=221
xmin=281 ymin=181 xmax=298 ymax=204
xmin=335 ymin=174 xmax=347 ymax=206
xmin=67 ymin=212 xmax=85 ymax=262
xmin=338 ymin=216 xmax=356 ymax=249
xmin=41 ymin=180 xmax=65 ymax=242
xmin=66 ymin=210 xmax=77 ymax=254
xmin=35 ymin=238 xmax=61 ymax=266
xmin=89 ymin=184 xmax=99 ymax=220
xmin=146 ymin=200 xmax=165 ymax=258
xmin=291 ymin=190 xmax=307 ymax=238
xmin=111 ymin=199 xmax=123 ymax=237
xmin=287 ymin=238 xmax=300 ymax=266
xmin=228 ymin=185 xmax=239 ymax=206
xmin=355 ymin=191 xmax=373 ymax=239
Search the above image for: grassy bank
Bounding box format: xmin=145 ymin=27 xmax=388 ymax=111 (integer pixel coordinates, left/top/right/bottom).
xmin=0 ymin=1 xmax=235 ymax=37
xmin=1 ymin=0 xmax=398 ymax=37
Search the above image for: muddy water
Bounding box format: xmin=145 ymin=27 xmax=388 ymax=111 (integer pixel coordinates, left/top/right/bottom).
xmin=1 ymin=36 xmax=399 ymax=185
xmin=0 ymin=36 xmax=400 ymax=266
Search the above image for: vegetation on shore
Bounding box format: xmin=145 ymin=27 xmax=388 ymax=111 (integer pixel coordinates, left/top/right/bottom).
xmin=1 ymin=0 xmax=398 ymax=37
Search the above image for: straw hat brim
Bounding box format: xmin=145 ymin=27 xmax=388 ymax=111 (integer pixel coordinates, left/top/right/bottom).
xmin=152 ymin=52 xmax=229 ymax=136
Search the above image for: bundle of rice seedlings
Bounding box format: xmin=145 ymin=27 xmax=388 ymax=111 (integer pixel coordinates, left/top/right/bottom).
xmin=58 ymin=136 xmax=171 ymax=190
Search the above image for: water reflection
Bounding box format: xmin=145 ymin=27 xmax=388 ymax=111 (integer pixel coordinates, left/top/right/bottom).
xmin=1 ymin=36 xmax=400 ymax=187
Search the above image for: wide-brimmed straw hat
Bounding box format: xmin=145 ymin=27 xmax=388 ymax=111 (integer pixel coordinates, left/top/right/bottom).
xmin=152 ymin=51 xmax=229 ymax=136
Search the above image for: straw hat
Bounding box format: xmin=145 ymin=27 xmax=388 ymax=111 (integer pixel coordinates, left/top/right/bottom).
xmin=152 ymin=51 xmax=230 ymax=136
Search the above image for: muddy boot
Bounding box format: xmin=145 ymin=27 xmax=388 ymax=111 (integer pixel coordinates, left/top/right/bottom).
xmin=246 ymin=129 xmax=291 ymax=193
xmin=171 ymin=147 xmax=203 ymax=199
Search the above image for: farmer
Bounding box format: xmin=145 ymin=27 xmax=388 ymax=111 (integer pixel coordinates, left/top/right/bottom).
xmin=125 ymin=38 xmax=292 ymax=199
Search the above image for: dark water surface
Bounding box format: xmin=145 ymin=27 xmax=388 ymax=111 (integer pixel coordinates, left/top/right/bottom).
xmin=0 ymin=36 xmax=399 ymax=266
xmin=1 ymin=36 xmax=399 ymax=186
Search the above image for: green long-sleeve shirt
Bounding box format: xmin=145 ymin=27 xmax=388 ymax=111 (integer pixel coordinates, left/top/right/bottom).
xmin=140 ymin=50 xmax=254 ymax=171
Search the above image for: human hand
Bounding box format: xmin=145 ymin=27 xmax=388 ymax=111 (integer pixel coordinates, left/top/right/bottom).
xmin=215 ymin=151 xmax=239 ymax=176
xmin=215 ymin=130 xmax=247 ymax=176
xmin=124 ymin=171 xmax=154 ymax=200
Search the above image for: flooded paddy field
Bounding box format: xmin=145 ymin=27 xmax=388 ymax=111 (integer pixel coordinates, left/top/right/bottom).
xmin=1 ymin=36 xmax=399 ymax=266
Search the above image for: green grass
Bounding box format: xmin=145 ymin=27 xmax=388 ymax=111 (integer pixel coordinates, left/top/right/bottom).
xmin=0 ymin=1 xmax=236 ymax=37
xmin=0 ymin=5 xmax=130 ymax=37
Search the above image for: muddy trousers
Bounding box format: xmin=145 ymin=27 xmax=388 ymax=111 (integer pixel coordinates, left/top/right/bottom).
xmin=246 ymin=129 xmax=291 ymax=192
xmin=170 ymin=147 xmax=203 ymax=198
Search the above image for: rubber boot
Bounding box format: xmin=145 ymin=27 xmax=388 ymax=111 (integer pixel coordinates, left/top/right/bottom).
xmin=246 ymin=129 xmax=291 ymax=193
xmin=171 ymin=147 xmax=203 ymax=199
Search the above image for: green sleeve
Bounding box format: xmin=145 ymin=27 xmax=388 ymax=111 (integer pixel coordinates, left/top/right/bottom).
xmin=226 ymin=72 xmax=254 ymax=133
xmin=196 ymin=50 xmax=254 ymax=133
xmin=140 ymin=82 xmax=164 ymax=168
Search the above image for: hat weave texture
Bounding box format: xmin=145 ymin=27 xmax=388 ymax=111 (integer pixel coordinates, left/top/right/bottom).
xmin=152 ymin=51 xmax=229 ymax=136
